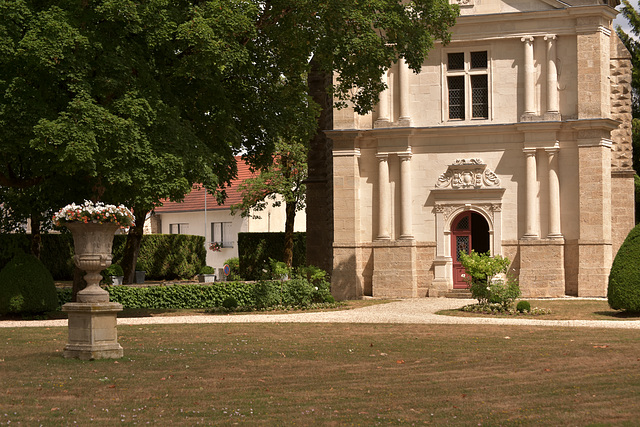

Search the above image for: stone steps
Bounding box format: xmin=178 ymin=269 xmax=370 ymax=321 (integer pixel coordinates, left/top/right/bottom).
xmin=444 ymin=289 xmax=472 ymax=299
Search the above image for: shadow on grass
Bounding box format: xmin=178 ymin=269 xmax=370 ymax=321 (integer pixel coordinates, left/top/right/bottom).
xmin=593 ymin=310 xmax=640 ymax=319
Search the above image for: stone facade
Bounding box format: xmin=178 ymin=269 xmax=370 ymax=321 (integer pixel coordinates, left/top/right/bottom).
xmin=324 ymin=0 xmax=634 ymax=299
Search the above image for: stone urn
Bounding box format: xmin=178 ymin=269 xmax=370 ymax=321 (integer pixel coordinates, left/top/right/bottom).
xmin=62 ymin=222 xmax=124 ymax=359
xmin=66 ymin=222 xmax=120 ymax=303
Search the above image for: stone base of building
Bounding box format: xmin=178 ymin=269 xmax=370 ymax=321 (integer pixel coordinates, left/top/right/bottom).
xmin=517 ymin=239 xmax=566 ymax=298
xmin=372 ymin=240 xmax=418 ymax=298
xmin=62 ymin=302 xmax=124 ymax=360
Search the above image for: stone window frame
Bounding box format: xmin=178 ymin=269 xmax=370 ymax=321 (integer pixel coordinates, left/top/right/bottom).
xmin=441 ymin=46 xmax=492 ymax=123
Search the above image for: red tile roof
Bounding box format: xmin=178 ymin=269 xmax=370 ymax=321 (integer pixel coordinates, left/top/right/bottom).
xmin=154 ymin=157 xmax=255 ymax=213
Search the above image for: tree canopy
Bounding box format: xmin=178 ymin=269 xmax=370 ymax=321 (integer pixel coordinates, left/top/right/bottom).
xmin=0 ymin=0 xmax=458 ymax=279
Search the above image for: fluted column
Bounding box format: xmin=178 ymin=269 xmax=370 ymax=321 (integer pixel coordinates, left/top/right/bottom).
xmin=523 ymin=148 xmax=539 ymax=239
xmin=521 ymin=36 xmax=536 ymax=115
xmin=398 ymin=58 xmax=411 ymax=124
xmin=546 ymin=146 xmax=562 ymax=238
xmin=376 ymin=153 xmax=391 ymax=239
xmin=398 ymin=152 xmax=413 ymax=239
xmin=545 ymin=35 xmax=559 ymax=114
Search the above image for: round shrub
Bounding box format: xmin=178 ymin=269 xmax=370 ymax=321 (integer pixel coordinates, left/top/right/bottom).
xmin=222 ymin=296 xmax=238 ymax=310
xmin=516 ymin=300 xmax=531 ymax=313
xmin=608 ymin=223 xmax=640 ymax=313
xmin=200 ymin=266 xmax=216 ymax=275
xmin=0 ymin=252 xmax=58 ymax=315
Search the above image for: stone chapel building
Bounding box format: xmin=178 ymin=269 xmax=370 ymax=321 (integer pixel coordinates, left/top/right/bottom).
xmin=319 ymin=0 xmax=635 ymax=299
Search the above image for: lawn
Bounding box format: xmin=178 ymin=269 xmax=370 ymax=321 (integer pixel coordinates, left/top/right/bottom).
xmin=2 ymin=322 xmax=640 ymax=425
xmin=438 ymin=299 xmax=640 ymax=321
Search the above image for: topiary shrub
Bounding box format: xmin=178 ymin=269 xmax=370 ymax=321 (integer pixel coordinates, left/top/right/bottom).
xmin=0 ymin=252 xmax=58 ymax=315
xmin=608 ymin=223 xmax=640 ymax=313
xmin=222 ymin=296 xmax=238 ymax=310
xmin=516 ymin=300 xmax=531 ymax=313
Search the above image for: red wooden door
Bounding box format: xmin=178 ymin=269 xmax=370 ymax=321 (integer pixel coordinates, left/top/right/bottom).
xmin=451 ymin=212 xmax=472 ymax=289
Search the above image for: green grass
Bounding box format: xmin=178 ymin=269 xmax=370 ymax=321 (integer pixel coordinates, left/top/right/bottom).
xmin=2 ymin=323 xmax=640 ymax=425
xmin=438 ymin=299 xmax=640 ymax=320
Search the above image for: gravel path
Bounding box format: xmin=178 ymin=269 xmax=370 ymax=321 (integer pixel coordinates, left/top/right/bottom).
xmin=2 ymin=298 xmax=639 ymax=329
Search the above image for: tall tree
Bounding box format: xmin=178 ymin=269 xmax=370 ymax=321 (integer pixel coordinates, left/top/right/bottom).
xmin=0 ymin=0 xmax=458 ymax=281
xmin=616 ymin=0 xmax=640 ymax=223
xmin=232 ymin=138 xmax=307 ymax=267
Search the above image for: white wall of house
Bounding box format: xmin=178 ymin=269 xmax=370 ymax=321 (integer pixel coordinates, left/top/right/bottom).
xmin=154 ymin=194 xmax=306 ymax=270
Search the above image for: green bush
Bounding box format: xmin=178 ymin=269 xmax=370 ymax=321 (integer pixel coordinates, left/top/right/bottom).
xmin=200 ymin=266 xmax=216 ymax=275
xmin=0 ymin=252 xmax=58 ymax=315
xmin=238 ymin=232 xmax=306 ymax=280
xmin=516 ymin=300 xmax=531 ymax=313
xmin=223 ymin=257 xmax=243 ymax=281
xmin=222 ymin=296 xmax=238 ymax=310
xmin=608 ymin=223 xmax=640 ymax=313
xmin=103 ymin=264 xmax=124 ymax=277
xmin=459 ymin=250 xmax=518 ymax=308
xmin=253 ymin=280 xmax=282 ymax=309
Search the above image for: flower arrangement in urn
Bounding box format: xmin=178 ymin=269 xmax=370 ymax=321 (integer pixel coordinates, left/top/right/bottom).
xmin=54 ymin=201 xmax=135 ymax=303
xmin=53 ymin=200 xmax=135 ymax=227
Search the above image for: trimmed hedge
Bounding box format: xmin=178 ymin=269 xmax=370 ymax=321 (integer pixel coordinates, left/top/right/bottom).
xmin=238 ymin=232 xmax=306 ymax=280
xmin=0 ymin=252 xmax=59 ymax=315
xmin=608 ymin=223 xmax=640 ymax=313
xmin=112 ymin=234 xmax=206 ymax=280
xmin=56 ymin=278 xmax=335 ymax=311
xmin=0 ymin=233 xmax=205 ymax=281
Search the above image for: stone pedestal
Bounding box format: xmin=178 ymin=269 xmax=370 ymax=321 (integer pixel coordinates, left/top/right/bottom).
xmin=62 ymin=302 xmax=124 ymax=360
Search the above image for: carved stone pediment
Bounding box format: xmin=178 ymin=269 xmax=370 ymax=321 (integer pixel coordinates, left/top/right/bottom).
xmin=435 ymin=159 xmax=500 ymax=189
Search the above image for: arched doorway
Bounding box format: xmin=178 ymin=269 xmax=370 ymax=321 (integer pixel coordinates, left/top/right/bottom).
xmin=451 ymin=211 xmax=490 ymax=289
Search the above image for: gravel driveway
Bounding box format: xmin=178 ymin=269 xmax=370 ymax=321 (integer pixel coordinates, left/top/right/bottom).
xmin=2 ymin=298 xmax=639 ymax=329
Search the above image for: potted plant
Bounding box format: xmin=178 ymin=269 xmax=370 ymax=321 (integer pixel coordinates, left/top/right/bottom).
xmin=198 ymin=265 xmax=216 ymax=283
xmin=53 ymin=200 xmax=134 ymax=302
xmin=102 ymin=264 xmax=124 ymax=285
xmin=134 ymin=262 xmax=146 ymax=284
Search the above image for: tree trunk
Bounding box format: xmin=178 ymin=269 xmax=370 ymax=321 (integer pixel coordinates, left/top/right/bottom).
xmin=30 ymin=211 xmax=42 ymax=259
xmin=121 ymin=209 xmax=148 ymax=285
xmin=283 ymin=199 xmax=296 ymax=268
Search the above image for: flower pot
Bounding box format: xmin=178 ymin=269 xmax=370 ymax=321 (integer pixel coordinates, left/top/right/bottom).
xmin=135 ymin=270 xmax=146 ymax=284
xmin=198 ymin=274 xmax=216 ymax=283
xmin=110 ymin=276 xmax=124 ymax=286
xmin=66 ymin=222 xmax=120 ymax=303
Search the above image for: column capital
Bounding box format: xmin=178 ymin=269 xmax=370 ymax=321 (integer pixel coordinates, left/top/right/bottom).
xmin=544 ymin=34 xmax=557 ymax=42
xmin=398 ymin=151 xmax=413 ymax=161
xmin=521 ymin=35 xmax=534 ymax=43
xmin=523 ymin=148 xmax=537 ymax=156
xmin=376 ymin=152 xmax=389 ymax=160
xmin=544 ymin=145 xmax=560 ymax=155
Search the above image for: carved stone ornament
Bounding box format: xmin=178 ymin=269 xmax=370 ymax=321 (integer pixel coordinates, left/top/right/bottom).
xmin=451 ymin=0 xmax=473 ymax=6
xmin=435 ymin=159 xmax=501 ymax=189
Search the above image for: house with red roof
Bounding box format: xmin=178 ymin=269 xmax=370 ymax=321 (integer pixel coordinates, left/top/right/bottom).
xmin=146 ymin=158 xmax=305 ymax=272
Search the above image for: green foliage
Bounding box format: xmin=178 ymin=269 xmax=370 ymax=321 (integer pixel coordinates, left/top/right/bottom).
xmin=0 ymin=252 xmax=58 ymax=315
xmin=103 ymin=264 xmax=124 ymax=277
xmin=608 ymin=223 xmax=640 ymax=312
xmin=57 ymin=287 xmax=73 ymax=307
xmin=222 ymin=296 xmax=239 ymax=310
xmin=112 ymin=234 xmax=206 ymax=280
xmin=106 ymin=283 xmax=256 ymax=309
xmin=223 ymin=257 xmax=243 ymax=281
xmin=265 ymin=259 xmax=292 ymax=280
xmin=199 ymin=266 xmax=216 ymax=275
xmin=459 ymin=251 xmax=516 ymax=307
xmin=238 ymin=232 xmax=306 ymax=280
xmin=253 ymin=281 xmax=282 ymax=309
xmin=516 ymin=301 xmax=531 ymax=313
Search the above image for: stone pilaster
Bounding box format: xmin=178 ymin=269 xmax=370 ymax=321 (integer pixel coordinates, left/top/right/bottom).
xmin=523 ymin=148 xmax=539 ymax=239
xmin=576 ymin=19 xmax=611 ymax=119
xmin=546 ymin=146 xmax=562 ymax=239
xmin=521 ymin=36 xmax=536 ymax=118
xmin=376 ymin=153 xmax=391 ymax=240
xmin=398 ymin=58 xmax=411 ymax=126
xmin=374 ymin=71 xmax=391 ymax=127
xmin=544 ymin=35 xmax=560 ymax=120
xmin=398 ymin=151 xmax=414 ymax=240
